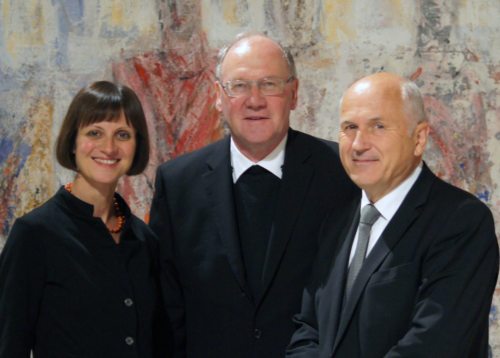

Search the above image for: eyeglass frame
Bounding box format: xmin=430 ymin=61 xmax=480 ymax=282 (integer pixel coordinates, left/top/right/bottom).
xmin=218 ymin=76 xmax=296 ymax=98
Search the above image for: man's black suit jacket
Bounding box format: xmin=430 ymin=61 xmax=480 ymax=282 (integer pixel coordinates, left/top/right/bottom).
xmin=287 ymin=164 xmax=499 ymax=358
xmin=149 ymin=129 xmax=358 ymax=358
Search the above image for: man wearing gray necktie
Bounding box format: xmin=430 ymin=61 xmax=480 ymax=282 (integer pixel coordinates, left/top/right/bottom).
xmin=344 ymin=204 xmax=381 ymax=299
xmin=287 ymin=72 xmax=498 ymax=358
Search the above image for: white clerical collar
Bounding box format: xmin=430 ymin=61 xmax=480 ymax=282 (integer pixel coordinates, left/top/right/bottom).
xmin=230 ymin=135 xmax=287 ymax=183
xmin=361 ymin=163 xmax=422 ymax=222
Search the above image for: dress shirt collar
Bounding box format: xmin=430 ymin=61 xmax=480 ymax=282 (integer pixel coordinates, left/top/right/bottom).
xmin=230 ymin=135 xmax=287 ymax=183
xmin=361 ymin=163 xmax=422 ymax=222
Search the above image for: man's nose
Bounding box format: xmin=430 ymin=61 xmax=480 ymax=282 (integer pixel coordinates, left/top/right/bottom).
xmin=352 ymin=130 xmax=370 ymax=151
xmin=245 ymin=84 xmax=266 ymax=108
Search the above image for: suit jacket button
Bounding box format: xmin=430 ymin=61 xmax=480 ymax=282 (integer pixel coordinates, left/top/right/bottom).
xmin=254 ymin=328 xmax=262 ymax=339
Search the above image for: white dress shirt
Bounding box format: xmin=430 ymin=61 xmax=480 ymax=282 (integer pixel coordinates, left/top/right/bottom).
xmin=348 ymin=164 xmax=423 ymax=265
xmin=230 ymin=135 xmax=287 ymax=183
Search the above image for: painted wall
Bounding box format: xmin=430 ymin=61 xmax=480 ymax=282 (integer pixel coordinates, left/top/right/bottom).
xmin=1 ymin=0 xmax=499 ymax=353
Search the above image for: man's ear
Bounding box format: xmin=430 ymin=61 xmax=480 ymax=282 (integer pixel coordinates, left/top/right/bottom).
xmin=413 ymin=121 xmax=429 ymax=157
xmin=214 ymin=81 xmax=223 ymax=111
xmin=290 ymin=78 xmax=299 ymax=110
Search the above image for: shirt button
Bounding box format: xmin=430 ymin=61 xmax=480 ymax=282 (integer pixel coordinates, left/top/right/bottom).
xmin=124 ymin=298 xmax=134 ymax=307
xmin=125 ymin=336 xmax=135 ymax=346
xmin=254 ymin=328 xmax=262 ymax=339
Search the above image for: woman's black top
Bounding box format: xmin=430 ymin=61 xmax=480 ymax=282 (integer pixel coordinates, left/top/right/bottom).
xmin=0 ymin=187 xmax=170 ymax=357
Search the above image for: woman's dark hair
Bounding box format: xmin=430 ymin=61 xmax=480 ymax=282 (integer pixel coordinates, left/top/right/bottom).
xmin=56 ymin=81 xmax=149 ymax=175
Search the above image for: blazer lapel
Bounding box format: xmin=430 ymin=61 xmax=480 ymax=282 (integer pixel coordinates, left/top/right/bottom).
xmin=203 ymin=138 xmax=247 ymax=292
xmin=332 ymin=164 xmax=434 ymax=355
xmin=258 ymin=130 xmax=314 ymax=303
xmin=325 ymin=202 xmax=360 ymax=356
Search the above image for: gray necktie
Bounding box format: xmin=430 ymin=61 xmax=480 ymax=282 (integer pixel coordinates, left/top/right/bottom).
xmin=345 ymin=204 xmax=381 ymax=298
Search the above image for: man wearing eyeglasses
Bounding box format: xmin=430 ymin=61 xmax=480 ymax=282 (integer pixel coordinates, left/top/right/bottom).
xmin=150 ymin=32 xmax=358 ymax=358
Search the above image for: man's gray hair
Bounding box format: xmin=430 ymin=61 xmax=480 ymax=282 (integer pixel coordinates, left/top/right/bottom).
xmin=401 ymin=80 xmax=427 ymax=129
xmin=215 ymin=31 xmax=297 ymax=81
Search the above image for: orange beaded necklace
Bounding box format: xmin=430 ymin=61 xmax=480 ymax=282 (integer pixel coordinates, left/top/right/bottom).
xmin=64 ymin=182 xmax=126 ymax=234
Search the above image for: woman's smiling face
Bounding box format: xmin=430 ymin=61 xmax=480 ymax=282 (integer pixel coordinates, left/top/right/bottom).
xmin=74 ymin=112 xmax=136 ymax=188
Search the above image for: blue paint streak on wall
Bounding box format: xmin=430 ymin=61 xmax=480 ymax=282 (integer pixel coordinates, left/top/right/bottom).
xmin=100 ymin=25 xmax=137 ymax=38
xmin=52 ymin=0 xmax=85 ymax=67
xmin=0 ymin=138 xmax=14 ymax=165
xmin=67 ymin=0 xmax=85 ymax=21
xmin=490 ymin=304 xmax=497 ymax=325
xmin=18 ymin=142 xmax=32 ymax=168
xmin=477 ymin=190 xmax=490 ymax=202
xmin=0 ymin=138 xmax=32 ymax=176
xmin=0 ymin=69 xmax=17 ymax=91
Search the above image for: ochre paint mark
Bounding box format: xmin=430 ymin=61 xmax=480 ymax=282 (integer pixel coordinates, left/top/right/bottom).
xmin=221 ymin=0 xmax=239 ymax=25
xmin=111 ymin=0 xmax=125 ymax=26
xmin=5 ymin=1 xmax=46 ymax=57
xmin=14 ymin=97 xmax=55 ymax=218
xmin=321 ymin=0 xmax=356 ymax=44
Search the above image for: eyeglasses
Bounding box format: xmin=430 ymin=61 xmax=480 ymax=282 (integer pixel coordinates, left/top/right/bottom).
xmin=219 ymin=76 xmax=295 ymax=97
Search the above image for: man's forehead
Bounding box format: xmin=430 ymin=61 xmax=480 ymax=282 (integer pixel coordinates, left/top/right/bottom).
xmin=343 ymin=84 xmax=403 ymax=109
xmin=221 ymin=40 xmax=289 ymax=78
xmin=226 ymin=36 xmax=280 ymax=59
xmin=351 ymin=81 xmax=371 ymax=95
xmin=231 ymin=39 xmax=252 ymax=57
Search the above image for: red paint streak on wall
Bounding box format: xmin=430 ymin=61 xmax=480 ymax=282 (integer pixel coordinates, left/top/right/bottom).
xmin=115 ymin=50 xmax=222 ymax=162
xmin=112 ymin=32 xmax=223 ymax=219
xmin=410 ymin=67 xmax=423 ymax=81
xmin=422 ymin=95 xmax=456 ymax=178
xmin=493 ymin=70 xmax=500 ymax=84
xmin=422 ymin=81 xmax=492 ymax=195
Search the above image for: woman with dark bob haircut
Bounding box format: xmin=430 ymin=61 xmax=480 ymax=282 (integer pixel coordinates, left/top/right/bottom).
xmin=0 ymin=81 xmax=171 ymax=357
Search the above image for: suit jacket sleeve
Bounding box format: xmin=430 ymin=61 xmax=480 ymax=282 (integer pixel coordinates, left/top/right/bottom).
xmin=0 ymin=218 xmax=46 ymax=357
xmin=286 ymin=284 xmax=321 ymax=357
xmin=286 ymin=207 xmax=346 ymax=357
xmin=149 ymin=166 xmax=187 ymax=358
xmin=385 ymin=198 xmax=498 ymax=357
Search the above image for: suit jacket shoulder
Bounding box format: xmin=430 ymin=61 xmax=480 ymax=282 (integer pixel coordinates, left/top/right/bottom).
xmin=283 ymin=129 xmax=354 ymax=195
xmin=285 ymin=129 xmax=340 ymax=157
xmin=156 ymin=137 xmax=229 ymax=179
xmin=404 ymin=164 xmax=495 ymax=233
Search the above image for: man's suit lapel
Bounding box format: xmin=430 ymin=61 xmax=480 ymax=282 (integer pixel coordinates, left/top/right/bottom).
xmin=203 ymin=138 xmax=247 ymax=292
xmin=332 ymin=164 xmax=434 ymax=356
xmin=259 ymin=130 xmax=314 ymax=304
xmin=323 ymin=201 xmax=360 ymax=356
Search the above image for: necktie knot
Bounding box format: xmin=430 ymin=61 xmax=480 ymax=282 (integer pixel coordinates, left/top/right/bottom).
xmin=359 ymin=204 xmax=381 ymax=226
